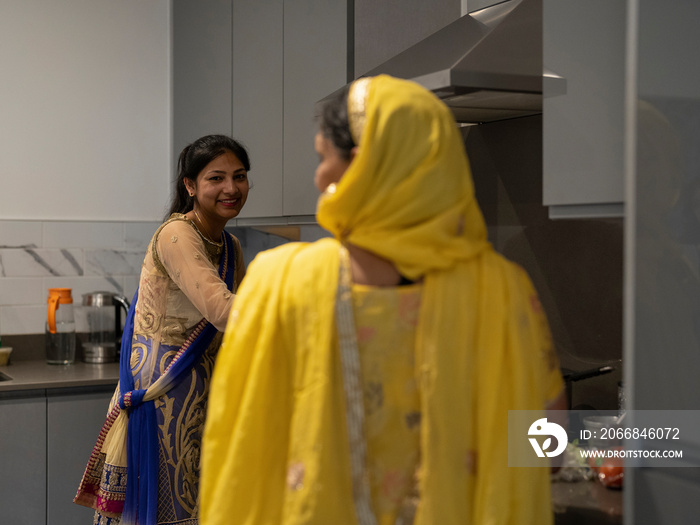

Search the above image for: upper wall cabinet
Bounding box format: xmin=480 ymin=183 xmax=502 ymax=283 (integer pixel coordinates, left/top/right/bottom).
xmin=543 ymin=0 xmax=626 ymax=218
xmin=283 ymin=2 xmax=350 ymax=217
xmin=229 ymin=0 xmax=350 ymax=221
xmin=231 ymin=0 xmax=285 ymax=219
xmin=173 ymin=0 xmax=234 ymax=156
xmin=0 ymin=0 xmax=171 ymax=221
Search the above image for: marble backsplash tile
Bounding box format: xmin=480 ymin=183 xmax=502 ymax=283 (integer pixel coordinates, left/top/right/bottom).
xmin=0 ymin=220 xmax=323 ymax=337
xmin=0 ymin=221 xmax=42 ymax=248
xmin=84 ymin=249 xmax=145 ymax=277
xmin=0 ymin=248 xmax=84 ymax=277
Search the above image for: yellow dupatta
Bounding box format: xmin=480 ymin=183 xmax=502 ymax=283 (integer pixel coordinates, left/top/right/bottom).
xmin=200 ymin=75 xmax=562 ymax=524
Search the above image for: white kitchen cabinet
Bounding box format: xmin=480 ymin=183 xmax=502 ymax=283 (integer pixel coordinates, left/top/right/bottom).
xmin=542 ymin=0 xmax=626 ymax=218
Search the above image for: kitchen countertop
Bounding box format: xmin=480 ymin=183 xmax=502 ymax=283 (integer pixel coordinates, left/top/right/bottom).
xmin=0 ymin=359 xmax=120 ymax=392
xmin=553 ymin=479 xmax=623 ymax=524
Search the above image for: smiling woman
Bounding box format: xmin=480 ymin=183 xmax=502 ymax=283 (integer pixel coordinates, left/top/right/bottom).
xmin=74 ymin=134 xmax=250 ymax=524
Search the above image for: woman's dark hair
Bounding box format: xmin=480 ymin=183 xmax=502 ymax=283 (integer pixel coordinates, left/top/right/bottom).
xmin=318 ymin=84 xmax=355 ymax=161
xmin=166 ymin=134 xmax=251 ymax=219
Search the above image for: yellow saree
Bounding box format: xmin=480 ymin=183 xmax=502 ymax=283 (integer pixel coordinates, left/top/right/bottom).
xmin=200 ymin=75 xmax=562 ymax=524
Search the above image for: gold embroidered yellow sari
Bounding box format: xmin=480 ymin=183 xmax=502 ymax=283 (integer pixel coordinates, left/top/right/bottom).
xmin=200 ymin=75 xmax=563 ymax=524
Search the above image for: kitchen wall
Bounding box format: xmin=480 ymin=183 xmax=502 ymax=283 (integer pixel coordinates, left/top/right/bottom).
xmin=464 ymin=115 xmax=624 ymax=411
xmin=0 ymin=220 xmax=328 ymax=340
xmin=0 ymin=0 xmax=171 ymax=222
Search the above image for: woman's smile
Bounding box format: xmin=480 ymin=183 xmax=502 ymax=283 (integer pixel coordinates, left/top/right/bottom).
xmin=218 ymin=197 xmax=240 ymax=209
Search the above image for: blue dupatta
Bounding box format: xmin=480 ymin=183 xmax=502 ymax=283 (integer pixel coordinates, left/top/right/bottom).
xmin=75 ymin=230 xmax=235 ymax=524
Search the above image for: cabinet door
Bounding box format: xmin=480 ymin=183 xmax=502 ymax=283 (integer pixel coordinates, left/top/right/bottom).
xmin=0 ymin=391 xmax=47 ymax=525
xmin=232 ymin=0 xmax=285 ymax=219
xmin=543 ymin=0 xmax=626 ymax=217
xmin=46 ymin=386 xmax=116 ymax=525
xmin=173 ymin=0 xmax=234 ymax=156
xmin=283 ymin=1 xmax=350 ymax=217
xmin=628 ymin=0 xmax=700 ymax=521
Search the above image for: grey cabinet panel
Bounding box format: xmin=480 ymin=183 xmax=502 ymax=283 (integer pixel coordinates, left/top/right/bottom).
xmin=0 ymin=394 xmax=47 ymax=525
xmin=631 ymin=468 xmax=700 ymax=524
xmin=627 ymin=0 xmax=700 ymax=521
xmin=46 ymin=387 xmax=115 ymax=525
xmin=283 ymin=1 xmax=349 ymax=216
xmin=354 ymin=0 xmax=460 ymax=77
xmin=233 ymin=0 xmax=285 ymax=219
xmin=173 ymin=0 xmax=233 ymax=157
xmin=542 ymin=0 xmax=626 ymax=208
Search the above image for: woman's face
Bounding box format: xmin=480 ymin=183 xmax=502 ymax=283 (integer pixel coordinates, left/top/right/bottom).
xmin=186 ymin=150 xmax=249 ymax=224
xmin=314 ymin=132 xmax=352 ymax=192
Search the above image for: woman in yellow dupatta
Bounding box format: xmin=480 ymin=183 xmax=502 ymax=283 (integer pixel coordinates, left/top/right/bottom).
xmin=200 ymin=75 xmax=565 ymax=524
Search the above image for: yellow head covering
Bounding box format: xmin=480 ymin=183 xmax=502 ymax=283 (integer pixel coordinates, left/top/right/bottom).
xmin=317 ymin=75 xmax=489 ymax=279
xmin=201 ymin=75 xmax=562 ymax=525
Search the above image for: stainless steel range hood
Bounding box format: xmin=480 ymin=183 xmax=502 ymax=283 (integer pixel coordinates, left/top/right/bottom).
xmin=350 ymin=0 xmax=552 ymax=124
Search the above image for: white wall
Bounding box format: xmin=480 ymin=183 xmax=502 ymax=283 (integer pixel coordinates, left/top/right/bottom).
xmin=0 ymin=0 xmax=171 ymax=221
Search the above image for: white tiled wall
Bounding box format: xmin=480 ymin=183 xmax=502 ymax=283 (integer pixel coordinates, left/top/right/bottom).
xmin=0 ymin=220 xmax=158 ymax=335
xmin=0 ymin=220 xmax=331 ymax=335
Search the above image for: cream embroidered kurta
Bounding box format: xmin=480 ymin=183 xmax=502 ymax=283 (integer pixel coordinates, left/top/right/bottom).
xmin=94 ymin=214 xmax=244 ymax=525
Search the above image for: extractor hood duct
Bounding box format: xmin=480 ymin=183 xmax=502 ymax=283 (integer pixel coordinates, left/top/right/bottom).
xmin=350 ymin=0 xmax=549 ymax=124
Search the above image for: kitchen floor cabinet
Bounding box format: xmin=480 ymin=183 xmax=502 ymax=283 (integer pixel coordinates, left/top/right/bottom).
xmin=0 ymin=391 xmax=47 ymax=525
xmin=47 ymin=386 xmax=115 ymax=525
xmin=0 ymin=385 xmax=115 ymax=525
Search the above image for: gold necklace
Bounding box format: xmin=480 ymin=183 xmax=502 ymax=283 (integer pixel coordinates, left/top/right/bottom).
xmin=193 ymin=209 xmax=223 ymax=248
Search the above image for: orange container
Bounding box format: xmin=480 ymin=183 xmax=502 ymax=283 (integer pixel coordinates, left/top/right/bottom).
xmin=47 ymin=288 xmax=74 ymax=334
